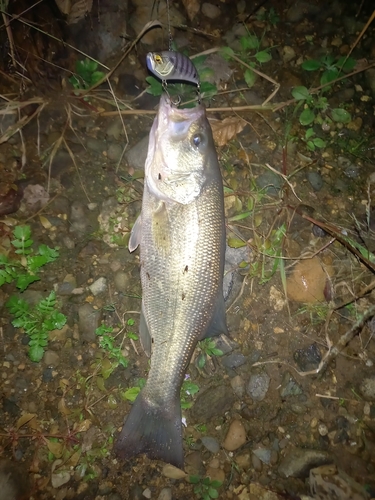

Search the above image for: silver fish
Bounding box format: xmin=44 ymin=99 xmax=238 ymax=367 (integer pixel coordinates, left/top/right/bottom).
xmin=146 ymin=51 xmax=200 ymax=87
xmin=114 ymin=94 xmax=227 ymax=468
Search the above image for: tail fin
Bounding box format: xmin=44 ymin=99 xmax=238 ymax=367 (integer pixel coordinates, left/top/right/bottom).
xmin=114 ymin=390 xmax=184 ymax=469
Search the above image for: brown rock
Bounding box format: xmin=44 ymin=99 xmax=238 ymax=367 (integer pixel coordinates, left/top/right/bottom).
xmin=223 ymin=419 xmax=247 ymax=451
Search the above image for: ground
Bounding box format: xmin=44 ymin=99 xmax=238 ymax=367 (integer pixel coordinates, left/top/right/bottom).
xmin=0 ymin=1 xmax=375 ymax=499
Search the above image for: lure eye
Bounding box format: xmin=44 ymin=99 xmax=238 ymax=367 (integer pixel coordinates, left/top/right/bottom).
xmin=154 ymin=54 xmax=162 ymax=64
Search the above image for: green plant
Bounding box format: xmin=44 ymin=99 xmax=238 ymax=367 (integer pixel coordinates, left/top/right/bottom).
xmin=189 ymin=475 xmax=222 ymax=500
xmin=6 ymin=291 xmax=67 ymax=362
xmin=303 ymin=127 xmax=326 ymax=151
xmin=301 ymin=54 xmax=356 ymax=86
xmin=121 ymin=378 xmax=146 ymax=402
xmin=256 ymin=7 xmax=280 ymax=25
xmin=221 ymin=29 xmax=272 ymax=88
xmin=196 ymin=339 xmax=224 ymax=369
xmin=69 ymin=58 xmax=105 ymax=90
xmin=180 ymin=377 xmax=200 ymax=409
xmin=95 ymin=325 xmax=128 ymax=374
xmin=0 ymin=225 xmax=59 ymax=291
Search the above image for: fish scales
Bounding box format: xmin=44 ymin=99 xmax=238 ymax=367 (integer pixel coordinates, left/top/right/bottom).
xmin=114 ymin=95 xmax=227 ymax=469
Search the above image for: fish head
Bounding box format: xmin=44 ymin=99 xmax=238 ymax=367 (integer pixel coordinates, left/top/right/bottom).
xmin=146 ymin=94 xmax=217 ymax=205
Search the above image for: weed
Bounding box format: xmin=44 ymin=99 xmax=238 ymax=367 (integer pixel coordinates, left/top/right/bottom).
xmin=196 ymin=338 xmax=224 ymax=369
xmin=69 ymin=58 xmax=105 ymax=90
xmin=189 ymin=475 xmax=222 ymax=500
xmin=0 ymin=225 xmax=59 ymax=291
xmin=121 ymin=378 xmax=146 ymax=402
xmin=301 ymin=54 xmax=356 ymax=86
xmin=6 ymin=291 xmax=67 ymax=362
xmin=181 ymin=376 xmax=200 ymax=409
xmin=95 ymin=324 xmax=128 ymax=377
xmin=256 ymin=7 xmax=280 ymax=26
xmin=250 ymin=223 xmax=286 ymax=284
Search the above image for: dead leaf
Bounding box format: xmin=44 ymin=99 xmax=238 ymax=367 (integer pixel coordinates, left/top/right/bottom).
xmin=68 ymin=0 xmax=93 ymax=24
xmin=58 ymin=397 xmax=71 ymax=416
xmin=67 ymin=449 xmax=81 ymax=467
xmin=39 ymin=215 xmax=52 ymax=229
xmin=73 ymin=419 xmax=92 ymax=433
xmin=210 ymin=116 xmax=246 ymax=147
xmin=54 ymin=0 xmax=72 ymax=15
xmin=16 ymin=413 xmax=36 ymax=430
xmin=47 ymin=440 xmax=63 ymax=458
xmin=181 ymin=0 xmax=200 ymax=21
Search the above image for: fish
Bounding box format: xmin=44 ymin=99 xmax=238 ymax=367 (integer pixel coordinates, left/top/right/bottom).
xmin=146 ymin=51 xmax=200 ymax=87
xmin=114 ymin=94 xmax=227 ymax=469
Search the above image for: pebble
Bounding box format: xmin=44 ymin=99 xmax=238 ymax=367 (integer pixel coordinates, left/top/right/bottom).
xmin=43 ymin=350 xmax=60 ymax=367
xmin=253 ymin=447 xmax=272 ymax=464
xmin=201 ymin=2 xmax=221 ymax=19
xmin=286 ymin=257 xmax=330 ymax=304
xmin=78 ymin=304 xmax=103 ymax=341
xmin=247 ymin=371 xmax=270 ymax=401
xmin=161 ymin=464 xmax=186 ymax=479
xmin=318 ymin=424 xmax=329 ymax=436
xmin=293 ymin=343 xmax=322 ymax=372
xmin=86 ymin=138 xmax=106 ymax=153
xmin=157 ymin=488 xmax=172 ymax=500
xmin=282 ymin=46 xmax=296 ymax=63
xmin=307 ymin=171 xmax=324 ymax=191
xmin=205 ymin=466 xmax=225 ymax=483
xmin=235 ymin=452 xmax=251 ymax=469
xmin=89 ymin=277 xmax=108 ymax=296
xmin=201 ymin=436 xmax=220 ymax=454
xmin=142 ymin=488 xmax=151 ymax=499
xmin=279 ymin=371 xmax=303 ymax=397
xmin=251 ymin=453 xmax=262 ymax=471
xmin=278 ymin=448 xmax=332 ymax=478
xmin=359 ymin=376 xmax=375 ymax=401
xmin=125 ymin=135 xmax=149 ymax=171
xmin=107 ymin=143 xmax=123 ymax=162
xmin=223 ymin=420 xmax=247 ymax=451
xmin=113 ymin=272 xmax=131 ymax=293
xmin=230 ymin=375 xmax=245 ymax=398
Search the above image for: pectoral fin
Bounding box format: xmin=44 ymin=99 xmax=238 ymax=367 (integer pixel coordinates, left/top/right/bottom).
xmin=129 ymin=216 xmax=142 ymax=252
xmin=200 ymin=293 xmax=228 ymax=339
xmin=139 ymin=303 xmax=152 ymax=357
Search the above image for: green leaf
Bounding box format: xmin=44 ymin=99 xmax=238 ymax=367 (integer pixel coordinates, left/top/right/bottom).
xmin=227 ymin=237 xmax=246 ymax=249
xmin=291 ymin=86 xmax=310 ymax=100
xmin=27 ymin=255 xmax=48 ymax=272
xmin=312 ymin=137 xmax=326 ymax=148
xmin=210 ymin=481 xmax=223 ymax=488
xmin=240 ymin=34 xmax=259 ymax=51
xmin=13 ymin=225 xmax=31 ymax=241
xmin=16 ymin=274 xmax=40 ymax=292
xmin=301 ymin=59 xmax=322 ymax=71
xmin=189 ymin=475 xmax=200 ymax=484
xmin=191 ymin=55 xmax=207 ymax=67
xmin=255 ymin=50 xmax=272 ymax=63
xmin=336 ymin=56 xmax=356 ymax=72
xmin=305 ymin=127 xmax=315 ymax=140
xmin=145 ymin=76 xmax=163 ymax=96
xmin=197 ymin=353 xmax=206 ymax=369
xmin=331 ymin=108 xmax=351 ymax=123
xmin=209 ymin=487 xmax=219 ymax=498
xmin=90 ymin=71 xmax=105 ymax=85
xmin=200 ymin=81 xmax=217 ymax=97
xmin=320 ymin=68 xmax=338 ymax=85
xmin=96 ymin=324 xmax=113 ymax=336
xmin=244 ymin=68 xmax=256 ymax=88
xmin=38 ymin=245 xmax=59 ymax=262
xmin=29 ymin=344 xmax=45 ymax=362
xmin=211 ymin=348 xmax=223 ymax=357
xmin=299 ymin=107 xmax=315 ymax=126
xmin=123 ymin=386 xmax=141 ymax=402
xmin=127 ymin=332 xmax=138 ymax=340
xmin=219 ymin=46 xmax=235 ymax=60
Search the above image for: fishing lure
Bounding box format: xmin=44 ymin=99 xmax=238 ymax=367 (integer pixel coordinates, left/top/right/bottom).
xmin=146 ymin=51 xmax=200 ymax=88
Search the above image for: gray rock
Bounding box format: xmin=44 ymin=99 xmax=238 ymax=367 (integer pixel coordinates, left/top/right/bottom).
xmin=247 ymin=371 xmax=270 ymax=401
xmin=253 ymin=447 xmax=272 ymax=465
xmin=107 ymin=143 xmax=123 ymax=162
xmin=106 ymin=119 xmax=123 ymax=140
xmin=113 ymin=271 xmax=131 ymax=293
xmin=222 ymin=352 xmax=247 ymax=370
xmin=307 ymin=171 xmax=324 ymax=191
xmin=293 ymin=343 xmax=321 ymax=372
xmin=202 ymin=2 xmax=221 ymax=19
xmin=279 ymin=371 xmax=303 ymax=397
xmin=230 ymin=375 xmax=245 ymax=398
xmin=89 ymin=277 xmax=108 ymax=296
xmin=78 ymin=304 xmax=103 ymax=341
xmin=125 ymin=135 xmax=149 ymax=170
xmin=191 ymin=384 xmax=236 ymax=422
xmin=359 ymin=376 xmax=375 ymax=402
xmin=43 ymin=350 xmax=60 ymax=367
xmin=157 ymin=488 xmax=172 ymax=500
xmin=201 ymin=436 xmax=220 ymax=453
xmin=278 ymin=448 xmax=332 ymax=478
xmin=255 ymin=171 xmax=282 ymax=196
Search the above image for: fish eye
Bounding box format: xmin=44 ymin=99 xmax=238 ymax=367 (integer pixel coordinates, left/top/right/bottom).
xmin=154 ymin=54 xmax=162 ymax=64
xmin=192 ymin=133 xmax=204 ymax=148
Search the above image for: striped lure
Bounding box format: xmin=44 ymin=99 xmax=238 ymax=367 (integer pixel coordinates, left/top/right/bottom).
xmin=146 ymin=51 xmax=200 ymax=87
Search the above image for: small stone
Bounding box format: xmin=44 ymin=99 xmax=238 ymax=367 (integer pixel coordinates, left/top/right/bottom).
xmin=230 ymin=375 xmax=245 ymax=398
xmin=310 ymin=417 xmax=318 ymax=428
xmin=142 ymin=488 xmax=151 ymax=499
xmin=161 ymin=464 xmax=186 ymax=480
xmin=107 ymin=143 xmax=123 ymax=162
xmin=202 ymin=2 xmax=221 ymax=19
xmin=89 ymin=277 xmax=107 ymax=296
xmin=192 ymin=384 xmax=236 ymax=421
xmin=43 ymin=350 xmax=60 ymax=367
xmin=201 ymin=436 xmax=220 ymax=454
xmin=247 ymin=371 xmax=270 ymax=401
xmin=359 ymin=376 xmax=375 ymax=401
xmin=279 ymin=371 xmax=303 ymax=397
xmin=251 ymin=453 xmax=262 ymax=471
xmin=278 ymin=448 xmax=331 ymax=478
xmin=78 ymin=304 xmax=103 ymax=341
xmin=253 ymin=447 xmax=271 ymax=464
xmin=318 ymin=424 xmax=328 ymax=436
xmin=206 ymin=466 xmax=225 ymax=483
xmin=157 ymin=488 xmax=172 ymax=500
xmin=125 ymin=135 xmax=149 ymax=171
xmin=307 ymin=171 xmax=324 ymax=191
xmin=113 ymin=272 xmax=131 ymax=293
xmin=223 ymin=420 xmax=247 ymax=451
xmin=282 ymin=46 xmax=296 ymax=63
